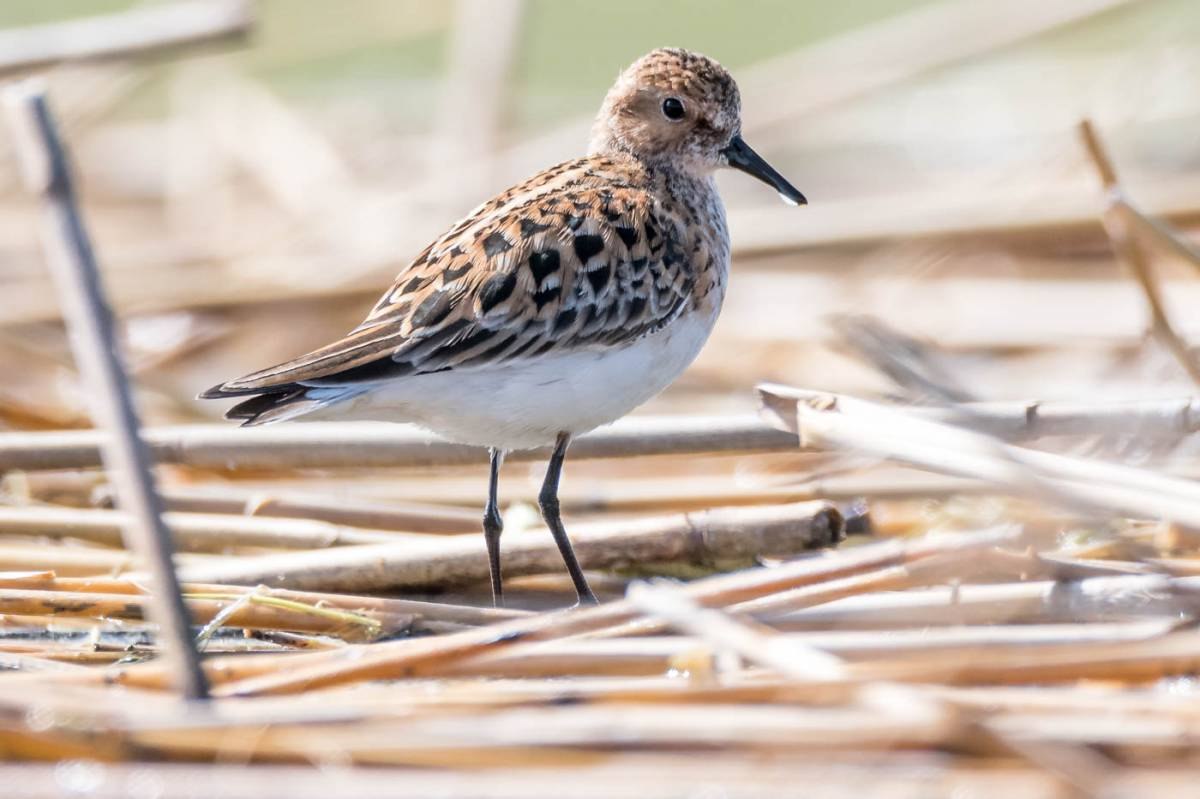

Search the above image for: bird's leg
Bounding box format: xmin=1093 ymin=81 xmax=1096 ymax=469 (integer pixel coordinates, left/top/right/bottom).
xmin=483 ymin=447 xmax=506 ymax=607
xmin=538 ymin=432 xmax=598 ymax=605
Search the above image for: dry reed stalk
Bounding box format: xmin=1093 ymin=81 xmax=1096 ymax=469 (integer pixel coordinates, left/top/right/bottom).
xmin=728 ymin=552 xmax=972 ymax=619
xmin=1079 ymin=119 xmax=1200 ymax=386
xmin=435 ymin=619 xmax=1173 ymax=678
xmin=0 ymin=652 xmax=91 ymax=673
xmin=0 ymin=414 xmax=798 ymax=472
xmin=0 ymin=572 xmax=527 ymax=626
xmin=0 ymin=587 xmax=409 ymax=640
xmin=107 ymin=704 xmax=963 ymax=766
xmin=760 ymin=385 xmax=1200 ymax=442
xmin=848 ymin=631 xmax=1200 ymax=686
xmin=626 ymin=581 xmax=845 ymax=679
xmin=0 ymin=0 xmax=254 ymax=77
xmin=94 ymin=485 xmax=481 ymax=534
xmin=171 ymin=500 xmax=844 ymax=592
xmin=779 ymin=390 xmax=1200 ymax=530
xmin=0 ymin=504 xmax=429 ymax=552
xmin=0 ymin=543 xmax=138 ymax=575
xmin=768 ymin=574 xmax=1200 ymax=629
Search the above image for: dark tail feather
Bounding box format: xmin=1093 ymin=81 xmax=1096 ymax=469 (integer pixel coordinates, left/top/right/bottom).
xmin=212 ymin=384 xmax=363 ymax=426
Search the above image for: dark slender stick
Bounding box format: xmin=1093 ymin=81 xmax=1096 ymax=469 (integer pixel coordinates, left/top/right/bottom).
xmin=3 ymin=83 xmax=208 ymax=700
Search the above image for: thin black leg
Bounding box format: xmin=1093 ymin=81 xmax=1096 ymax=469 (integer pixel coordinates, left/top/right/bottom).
xmin=483 ymin=447 xmax=505 ymax=607
xmin=538 ymin=432 xmax=598 ymax=605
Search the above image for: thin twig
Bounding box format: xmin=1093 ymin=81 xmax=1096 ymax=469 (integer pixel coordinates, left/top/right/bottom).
xmin=760 ymin=385 xmax=1200 ymax=442
xmin=172 ymin=501 xmax=843 ymax=592
xmin=2 ymin=84 xmax=207 ymax=699
xmin=0 ymin=414 xmax=799 ymax=472
xmin=1079 ymin=118 xmax=1200 ymax=386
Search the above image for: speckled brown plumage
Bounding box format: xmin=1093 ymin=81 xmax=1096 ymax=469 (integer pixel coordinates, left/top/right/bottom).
xmin=211 ymin=154 xmax=725 ymax=396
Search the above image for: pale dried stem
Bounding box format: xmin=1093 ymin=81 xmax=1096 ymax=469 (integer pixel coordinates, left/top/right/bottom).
xmin=171 ymin=500 xmax=843 ymax=592
xmin=0 ymin=504 xmax=436 ymax=553
xmin=761 ymin=385 xmax=1200 ymax=441
xmin=1079 ymin=118 xmax=1200 ymax=386
xmin=0 ymin=414 xmax=798 ymax=472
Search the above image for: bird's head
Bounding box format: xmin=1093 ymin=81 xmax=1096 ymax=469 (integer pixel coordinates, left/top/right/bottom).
xmin=590 ymin=47 xmax=805 ymax=205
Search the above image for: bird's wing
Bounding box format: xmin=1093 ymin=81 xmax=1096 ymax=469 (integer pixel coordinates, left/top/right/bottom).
xmin=204 ymin=174 xmax=697 ymax=396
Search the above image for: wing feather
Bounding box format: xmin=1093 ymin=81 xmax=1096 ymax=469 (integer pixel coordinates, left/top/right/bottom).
xmin=204 ymin=158 xmax=696 ymax=397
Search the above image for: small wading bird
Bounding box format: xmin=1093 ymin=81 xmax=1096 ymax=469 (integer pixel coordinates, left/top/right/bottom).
xmin=202 ymin=48 xmax=805 ymax=606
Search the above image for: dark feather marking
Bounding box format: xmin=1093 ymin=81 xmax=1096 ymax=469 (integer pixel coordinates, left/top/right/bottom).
xmin=533 ymin=284 xmax=560 ymax=310
xmin=411 ymin=290 xmax=454 ymax=328
xmin=479 ymin=271 xmax=517 ymax=312
xmin=573 ymin=234 xmax=604 ymax=263
xmin=520 ymin=218 xmax=551 ymax=236
xmin=528 ymin=250 xmax=561 ymax=284
xmin=586 ymin=264 xmax=610 ymax=294
xmin=614 ymin=226 xmax=638 ymax=249
xmin=483 ymin=231 xmax=513 ymax=257
xmin=432 ymin=327 xmax=495 ymax=361
xmin=554 ymin=308 xmax=577 ymax=332
xmin=628 ymin=296 xmax=647 ymax=320
xmin=441 ymin=261 xmax=472 ymax=282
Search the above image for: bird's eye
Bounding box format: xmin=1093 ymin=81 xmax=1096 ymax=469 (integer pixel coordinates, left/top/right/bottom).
xmin=661 ymin=97 xmax=685 ymax=121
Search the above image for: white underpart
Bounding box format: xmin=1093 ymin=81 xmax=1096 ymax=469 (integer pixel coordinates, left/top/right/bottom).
xmin=302 ymin=301 xmax=722 ymax=450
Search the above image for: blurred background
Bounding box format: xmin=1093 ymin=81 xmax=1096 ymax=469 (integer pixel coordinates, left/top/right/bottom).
xmin=2 ymin=0 xmax=1198 ymax=433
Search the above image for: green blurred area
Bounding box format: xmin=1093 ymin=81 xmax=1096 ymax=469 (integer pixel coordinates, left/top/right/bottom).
xmin=0 ymin=0 xmax=937 ymax=125
xmin=3 ymin=0 xmax=1197 ymax=145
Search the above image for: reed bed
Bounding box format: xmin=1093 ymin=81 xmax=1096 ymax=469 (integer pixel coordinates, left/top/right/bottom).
xmin=2 ymin=1 xmax=1200 ymax=796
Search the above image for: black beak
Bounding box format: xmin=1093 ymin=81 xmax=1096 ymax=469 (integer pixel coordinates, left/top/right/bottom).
xmin=721 ymin=135 xmax=806 ymax=206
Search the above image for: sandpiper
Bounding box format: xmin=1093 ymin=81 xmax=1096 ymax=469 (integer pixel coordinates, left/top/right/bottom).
xmin=202 ymin=48 xmax=805 ymax=606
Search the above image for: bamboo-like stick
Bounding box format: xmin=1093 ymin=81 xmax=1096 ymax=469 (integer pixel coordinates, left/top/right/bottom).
xmin=0 ymin=414 xmax=798 ymax=472
xmin=0 ymin=587 xmax=409 ymax=641
xmin=440 ymin=620 xmax=1178 ymax=678
xmin=626 ymin=581 xmax=845 ymax=679
xmin=768 ymin=574 xmax=1200 ymax=629
xmin=93 ymin=485 xmax=481 ymax=534
xmin=0 ymin=572 xmax=527 ymax=626
xmin=3 ymin=84 xmax=206 ymax=699
xmin=0 ymin=543 xmax=137 ymax=575
xmin=1079 ymin=119 xmax=1200 ymax=386
xmin=781 ymin=390 xmax=1200 ymax=530
xmin=0 ymin=505 xmax=430 ymax=553
xmin=171 ymin=500 xmax=843 ymax=591
xmin=0 ymin=0 xmax=254 ymax=77
xmin=848 ymin=630 xmax=1200 ymax=686
xmin=759 ymin=385 xmax=1200 ymax=442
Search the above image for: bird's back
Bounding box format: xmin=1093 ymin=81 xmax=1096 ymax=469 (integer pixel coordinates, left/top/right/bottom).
xmin=201 ymin=153 xmax=730 ymax=435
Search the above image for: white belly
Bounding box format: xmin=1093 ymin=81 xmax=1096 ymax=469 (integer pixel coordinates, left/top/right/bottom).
xmin=313 ymin=305 xmax=720 ymax=450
